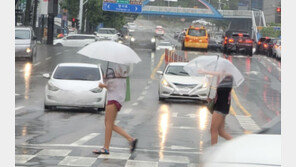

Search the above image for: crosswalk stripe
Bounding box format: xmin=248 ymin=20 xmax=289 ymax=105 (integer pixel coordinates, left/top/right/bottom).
xmin=70 ymin=133 xmax=100 ymax=146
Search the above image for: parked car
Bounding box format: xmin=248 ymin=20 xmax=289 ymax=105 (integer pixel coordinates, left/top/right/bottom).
xmin=15 ymin=26 xmax=37 ymax=61
xmin=157 ymin=62 xmax=209 ymax=101
xmin=43 ymin=63 xmax=107 ymax=111
xmin=223 ymin=31 xmax=253 ymax=56
xmin=53 ymin=34 xmax=96 ymax=47
xmin=200 ymin=116 xmax=281 ymax=167
xmin=178 ymin=31 xmax=186 ymax=42
xmin=155 ymin=26 xmax=165 ymax=37
xmin=272 ymin=39 xmax=281 ymax=60
xmin=156 ymin=41 xmax=175 ymax=50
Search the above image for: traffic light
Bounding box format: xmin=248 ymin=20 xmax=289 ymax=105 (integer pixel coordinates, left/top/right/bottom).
xmin=71 ymin=18 xmax=76 ymax=27
xmin=276 ymin=7 xmax=281 ymax=13
xmin=75 ymin=19 xmax=80 ymax=29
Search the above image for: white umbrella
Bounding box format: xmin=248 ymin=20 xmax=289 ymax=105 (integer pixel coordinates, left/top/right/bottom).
xmin=184 ymin=55 xmax=245 ymax=87
xmin=77 ymin=41 xmax=141 ymax=65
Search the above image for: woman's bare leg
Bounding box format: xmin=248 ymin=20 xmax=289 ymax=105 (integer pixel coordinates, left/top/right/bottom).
xmin=104 ymin=104 xmax=117 ymax=150
xmin=210 ymin=112 xmax=224 ymax=145
xmin=218 ymin=118 xmax=232 ymax=140
xmin=113 ymin=125 xmax=134 ymax=142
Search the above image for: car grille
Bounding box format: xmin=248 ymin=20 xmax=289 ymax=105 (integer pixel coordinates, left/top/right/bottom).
xmin=173 ymin=83 xmax=198 ymax=89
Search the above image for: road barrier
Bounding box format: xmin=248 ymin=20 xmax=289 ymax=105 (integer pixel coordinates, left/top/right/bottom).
xmin=164 ymin=49 xmax=188 ymax=65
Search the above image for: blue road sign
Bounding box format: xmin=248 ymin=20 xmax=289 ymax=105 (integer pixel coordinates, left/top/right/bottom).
xmin=102 ymin=2 xmax=142 ymax=13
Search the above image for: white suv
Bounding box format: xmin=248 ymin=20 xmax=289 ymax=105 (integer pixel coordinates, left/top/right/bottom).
xmin=95 ymin=28 xmax=119 ymax=41
xmin=53 ymin=34 xmax=96 ymax=47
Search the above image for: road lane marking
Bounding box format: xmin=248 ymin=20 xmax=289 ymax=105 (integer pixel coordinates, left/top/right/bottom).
xmin=125 ymin=160 xmax=158 ymax=167
xmin=70 ymin=133 xmax=100 ymax=146
xmin=33 ymin=62 xmax=41 ymax=67
xmin=150 ymin=53 xmax=165 ymax=80
xmin=171 ymin=126 xmax=196 ymax=130
xmin=59 ymin=156 xmax=97 ymax=167
xmin=37 ymin=149 xmax=71 ymax=156
xmin=15 ymin=106 xmax=24 ymax=111
xmin=170 ymin=145 xmax=195 ymax=150
xmin=137 ymin=96 xmax=144 ymax=101
xmin=172 ymin=112 xmax=178 ymax=118
xmin=231 ymin=90 xmax=251 ymax=116
xmin=132 ymin=102 xmax=138 ymax=106
xmin=159 ymin=155 xmax=190 ymax=164
xmin=141 ymin=90 xmax=147 ymax=96
xmin=45 ymin=57 xmax=52 ymax=61
xmin=98 ymin=152 xmax=130 ymax=160
xmin=235 ymin=115 xmax=261 ymax=132
xmin=122 ymin=108 xmax=132 ymax=114
xmin=20 ymin=143 xmax=202 ymax=155
xmin=144 ymin=86 xmax=149 ymax=90
xmin=15 ymin=155 xmax=36 ymax=164
xmin=15 ymin=93 xmax=20 ymax=96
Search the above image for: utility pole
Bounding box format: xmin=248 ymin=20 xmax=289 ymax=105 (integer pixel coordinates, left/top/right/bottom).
xmin=24 ymin=0 xmax=32 ymax=26
xmin=78 ymin=0 xmax=83 ymax=33
xmin=32 ymin=0 xmax=38 ymax=30
xmin=47 ymin=0 xmax=58 ymax=45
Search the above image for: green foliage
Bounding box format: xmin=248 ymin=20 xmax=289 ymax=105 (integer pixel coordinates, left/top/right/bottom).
xmin=260 ymin=27 xmax=281 ymax=38
xmin=60 ymin=0 xmax=79 ymax=20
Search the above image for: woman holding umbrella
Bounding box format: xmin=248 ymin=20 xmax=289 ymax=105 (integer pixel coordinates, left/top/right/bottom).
xmin=184 ymin=55 xmax=244 ymax=145
xmin=92 ymin=65 xmax=137 ymax=154
xmin=77 ymin=41 xmax=141 ymax=154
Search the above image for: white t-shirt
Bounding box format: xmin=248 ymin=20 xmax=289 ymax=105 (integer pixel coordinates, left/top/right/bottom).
xmin=106 ymin=78 xmax=126 ymax=105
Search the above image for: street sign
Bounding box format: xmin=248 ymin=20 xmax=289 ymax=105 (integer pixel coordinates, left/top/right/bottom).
xmin=102 ymin=2 xmax=142 ymax=13
xmin=102 ymin=0 xmax=143 ymax=13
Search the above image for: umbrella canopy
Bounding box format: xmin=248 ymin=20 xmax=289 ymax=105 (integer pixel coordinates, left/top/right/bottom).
xmin=77 ymin=41 xmax=141 ymax=65
xmin=183 ymin=55 xmax=244 ymax=87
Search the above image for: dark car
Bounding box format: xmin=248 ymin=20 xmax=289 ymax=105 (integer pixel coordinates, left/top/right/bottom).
xmin=261 ymin=38 xmax=277 ymax=57
xmin=256 ymin=37 xmax=275 ymax=55
xmin=129 ymin=31 xmax=156 ymax=51
xmin=223 ymin=31 xmax=254 ymax=56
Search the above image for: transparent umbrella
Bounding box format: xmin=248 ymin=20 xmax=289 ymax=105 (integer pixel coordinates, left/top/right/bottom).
xmin=183 ymin=55 xmax=244 ymax=87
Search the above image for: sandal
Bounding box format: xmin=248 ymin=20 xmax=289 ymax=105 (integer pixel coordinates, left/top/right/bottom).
xmin=130 ymin=138 xmax=138 ymax=153
xmin=92 ymin=148 xmax=110 ymax=154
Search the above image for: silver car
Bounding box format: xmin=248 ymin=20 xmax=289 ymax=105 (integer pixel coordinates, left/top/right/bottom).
xmin=15 ymin=27 xmax=37 ymax=61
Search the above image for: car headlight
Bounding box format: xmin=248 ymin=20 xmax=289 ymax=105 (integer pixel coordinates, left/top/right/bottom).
xmin=151 ymin=37 xmax=156 ymax=43
xmin=161 ymin=79 xmax=171 ymax=87
xmin=48 ymin=82 xmax=59 ymax=91
xmin=26 ymin=48 xmax=32 ymax=53
xmin=125 ymin=35 xmax=129 ymax=39
xmin=203 ymin=82 xmax=208 ymax=88
xmin=90 ymin=87 xmax=103 ymax=93
xmin=118 ymin=40 xmax=123 ymax=44
xmin=131 ymin=37 xmax=135 ymax=42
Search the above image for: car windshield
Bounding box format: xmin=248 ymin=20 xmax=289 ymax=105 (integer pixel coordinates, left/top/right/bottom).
xmin=188 ymin=29 xmax=206 ymax=37
xmin=53 ymin=66 xmax=101 ymax=81
xmin=15 ymin=30 xmax=30 ymax=39
xmin=166 ymin=65 xmax=189 ymax=76
xmin=98 ymin=29 xmax=117 ymax=34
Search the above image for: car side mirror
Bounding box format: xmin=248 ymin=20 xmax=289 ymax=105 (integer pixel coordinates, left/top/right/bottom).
xmin=157 ymin=71 xmax=163 ymax=75
xmin=43 ymin=73 xmax=50 ymax=79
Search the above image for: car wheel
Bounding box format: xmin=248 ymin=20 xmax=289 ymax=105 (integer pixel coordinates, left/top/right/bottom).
xmin=56 ymin=43 xmax=63 ymax=47
xmin=44 ymin=105 xmax=55 ymax=110
xmin=248 ymin=49 xmax=253 ymax=56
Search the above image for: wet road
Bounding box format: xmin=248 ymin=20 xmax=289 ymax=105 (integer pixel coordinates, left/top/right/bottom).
xmin=15 ymin=19 xmax=281 ymax=167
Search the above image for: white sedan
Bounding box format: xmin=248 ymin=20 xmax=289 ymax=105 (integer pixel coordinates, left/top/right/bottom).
xmin=156 ymin=42 xmax=175 ymax=50
xmin=43 ymin=63 xmax=107 ymax=111
xmin=53 ymin=34 xmax=96 ymax=47
xmin=157 ymin=62 xmax=209 ymax=101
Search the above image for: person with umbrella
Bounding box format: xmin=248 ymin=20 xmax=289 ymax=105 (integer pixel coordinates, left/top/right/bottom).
xmin=184 ymin=55 xmax=244 ymax=145
xmin=78 ymin=41 xmax=141 ymax=154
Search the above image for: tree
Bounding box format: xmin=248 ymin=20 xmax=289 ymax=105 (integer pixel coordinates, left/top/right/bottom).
xmin=60 ymin=0 xmax=80 ymax=20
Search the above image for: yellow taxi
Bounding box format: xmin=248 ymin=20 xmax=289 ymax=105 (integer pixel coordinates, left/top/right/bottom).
xmin=182 ymin=26 xmax=208 ymax=50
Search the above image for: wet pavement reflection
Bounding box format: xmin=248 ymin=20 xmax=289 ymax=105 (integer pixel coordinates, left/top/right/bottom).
xmin=24 ymin=62 xmax=32 ymax=100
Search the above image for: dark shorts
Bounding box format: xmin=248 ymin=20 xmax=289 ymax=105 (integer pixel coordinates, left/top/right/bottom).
xmin=107 ymin=100 xmax=122 ymax=111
